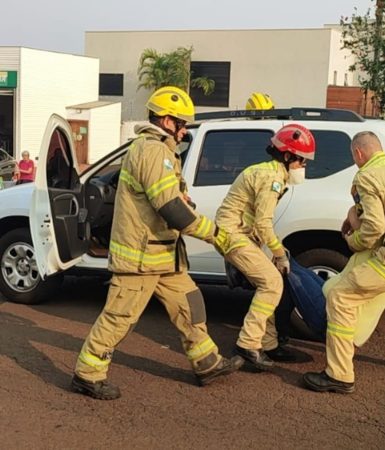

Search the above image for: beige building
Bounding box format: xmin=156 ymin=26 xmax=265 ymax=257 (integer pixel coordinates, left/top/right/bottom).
xmin=85 ymin=27 xmax=357 ymax=121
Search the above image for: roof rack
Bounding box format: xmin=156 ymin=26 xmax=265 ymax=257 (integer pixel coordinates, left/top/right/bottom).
xmin=194 ymin=108 xmax=365 ymax=123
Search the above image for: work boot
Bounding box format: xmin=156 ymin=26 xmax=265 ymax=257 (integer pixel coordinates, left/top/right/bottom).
xmin=235 ymin=345 xmax=274 ymax=370
xmin=196 ymin=356 xmax=244 ymax=386
xmin=265 ymin=345 xmax=296 ymax=362
xmin=71 ymin=374 xmax=121 ymax=400
xmin=303 ymin=371 xmax=355 ymax=394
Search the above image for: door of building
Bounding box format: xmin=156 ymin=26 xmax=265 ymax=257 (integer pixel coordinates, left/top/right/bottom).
xmin=68 ymin=120 xmax=89 ymax=167
xmin=0 ymin=90 xmax=15 ymax=157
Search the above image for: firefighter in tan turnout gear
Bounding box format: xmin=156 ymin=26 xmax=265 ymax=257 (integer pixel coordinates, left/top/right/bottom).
xmin=304 ymin=131 xmax=385 ymax=394
xmin=216 ymin=124 xmax=316 ymax=369
xmin=71 ymin=86 xmax=243 ymax=399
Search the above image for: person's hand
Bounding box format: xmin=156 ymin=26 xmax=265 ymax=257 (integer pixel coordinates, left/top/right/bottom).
xmin=347 ymin=205 xmax=361 ymax=230
xmin=273 ymin=253 xmax=290 ymax=275
xmin=341 ymin=217 xmax=352 ymax=236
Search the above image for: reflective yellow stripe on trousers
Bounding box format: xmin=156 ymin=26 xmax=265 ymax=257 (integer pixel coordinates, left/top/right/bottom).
xmin=327 ymin=322 xmax=354 ymax=340
xmin=79 ymin=351 xmax=111 ymax=370
xmin=250 ymin=298 xmax=275 ymax=316
xmin=186 ymin=337 xmax=216 ymax=361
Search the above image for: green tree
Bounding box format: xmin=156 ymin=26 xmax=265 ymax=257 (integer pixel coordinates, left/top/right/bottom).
xmin=340 ymin=0 xmax=385 ymax=114
xmin=137 ymin=46 xmax=215 ymax=95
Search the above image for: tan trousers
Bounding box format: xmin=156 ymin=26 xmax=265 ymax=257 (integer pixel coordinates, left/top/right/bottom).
xmin=75 ymin=271 xmax=221 ymax=382
xmin=226 ymin=243 xmax=283 ymax=350
xmin=326 ymin=257 xmax=385 ymax=382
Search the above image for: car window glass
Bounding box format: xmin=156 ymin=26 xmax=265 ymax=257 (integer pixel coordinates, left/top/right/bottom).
xmin=194 ymin=129 xmax=274 ymax=186
xmin=90 ymin=155 xmax=123 ymax=187
xmin=46 ymin=129 xmax=74 ymax=189
xmin=179 ymin=131 xmax=193 ymax=167
xmin=306 ymin=130 xmax=353 ymax=179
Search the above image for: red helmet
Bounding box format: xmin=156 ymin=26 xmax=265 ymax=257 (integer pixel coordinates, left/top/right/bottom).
xmin=271 ymin=124 xmax=316 ymax=160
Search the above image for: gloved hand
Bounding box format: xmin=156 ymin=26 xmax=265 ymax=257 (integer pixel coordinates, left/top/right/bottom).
xmin=273 ymin=253 xmax=290 ymax=275
xmin=213 ymin=226 xmax=231 ymax=255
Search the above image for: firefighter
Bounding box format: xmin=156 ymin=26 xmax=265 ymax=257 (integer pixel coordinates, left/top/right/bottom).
xmin=216 ymin=124 xmax=316 ymax=369
xmin=304 ymin=131 xmax=385 ymax=394
xmin=71 ymin=86 xmax=243 ymax=399
xmin=245 ymin=92 xmax=275 ymax=110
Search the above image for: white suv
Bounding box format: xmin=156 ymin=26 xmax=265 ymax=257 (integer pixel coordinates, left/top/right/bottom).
xmin=0 ymin=108 xmax=384 ymax=305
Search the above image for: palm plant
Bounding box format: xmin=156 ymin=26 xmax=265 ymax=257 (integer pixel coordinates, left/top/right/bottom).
xmin=137 ymin=46 xmax=215 ymax=95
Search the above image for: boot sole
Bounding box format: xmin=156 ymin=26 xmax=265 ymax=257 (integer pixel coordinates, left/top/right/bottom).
xmin=236 ymin=354 xmax=274 ymax=372
xmin=197 ymin=357 xmax=244 ymax=386
xmin=303 ymin=377 xmax=355 ymax=394
xmin=71 ymin=381 xmax=121 ymax=400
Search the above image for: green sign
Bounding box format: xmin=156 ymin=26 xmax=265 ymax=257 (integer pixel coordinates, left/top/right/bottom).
xmin=0 ymin=71 xmax=17 ymax=88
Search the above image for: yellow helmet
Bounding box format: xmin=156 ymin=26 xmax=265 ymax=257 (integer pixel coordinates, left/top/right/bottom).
xmin=146 ymin=86 xmax=195 ymax=123
xmin=245 ymin=92 xmax=274 ymax=110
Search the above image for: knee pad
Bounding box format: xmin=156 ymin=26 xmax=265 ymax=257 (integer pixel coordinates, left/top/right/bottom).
xmin=186 ymin=289 xmax=207 ymax=324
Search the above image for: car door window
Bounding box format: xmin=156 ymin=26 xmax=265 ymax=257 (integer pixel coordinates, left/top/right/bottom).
xmin=46 ymin=129 xmax=75 ymax=189
xmin=306 ymin=130 xmax=353 ymax=179
xmin=194 ymin=129 xmax=274 ymax=186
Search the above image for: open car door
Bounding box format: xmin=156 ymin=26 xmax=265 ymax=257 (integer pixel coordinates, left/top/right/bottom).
xmin=31 ymin=114 xmax=91 ymax=278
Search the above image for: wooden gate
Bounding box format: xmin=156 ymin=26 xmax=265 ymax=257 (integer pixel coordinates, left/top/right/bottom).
xmin=326 ymin=86 xmax=380 ymax=117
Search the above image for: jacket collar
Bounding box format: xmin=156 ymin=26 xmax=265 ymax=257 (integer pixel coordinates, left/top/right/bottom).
xmin=134 ymin=122 xmax=177 ymax=153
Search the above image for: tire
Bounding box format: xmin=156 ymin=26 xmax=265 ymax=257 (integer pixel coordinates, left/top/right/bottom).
xmin=289 ymin=248 xmax=348 ymax=342
xmin=0 ymin=227 xmax=62 ymax=304
xmin=295 ymin=248 xmax=348 ymax=281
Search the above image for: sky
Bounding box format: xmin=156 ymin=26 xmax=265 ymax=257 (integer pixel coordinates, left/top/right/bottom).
xmin=0 ymin=0 xmax=375 ymax=55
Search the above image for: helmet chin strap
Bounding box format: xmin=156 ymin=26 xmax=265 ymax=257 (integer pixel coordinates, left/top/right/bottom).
xmin=162 ymin=119 xmax=183 ymax=144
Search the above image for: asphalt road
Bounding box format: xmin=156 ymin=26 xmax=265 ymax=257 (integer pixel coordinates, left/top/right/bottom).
xmin=1 ymin=276 xmax=385 ymax=450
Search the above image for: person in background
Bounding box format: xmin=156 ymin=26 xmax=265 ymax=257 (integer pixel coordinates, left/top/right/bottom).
xmin=16 ymin=151 xmax=35 ymax=184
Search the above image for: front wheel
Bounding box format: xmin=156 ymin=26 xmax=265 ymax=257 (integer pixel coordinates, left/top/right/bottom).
xmin=295 ymin=248 xmax=348 ymax=281
xmin=0 ymin=227 xmax=62 ymax=304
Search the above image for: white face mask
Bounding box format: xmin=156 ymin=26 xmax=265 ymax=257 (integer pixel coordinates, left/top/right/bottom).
xmin=287 ymin=167 xmax=306 ymax=185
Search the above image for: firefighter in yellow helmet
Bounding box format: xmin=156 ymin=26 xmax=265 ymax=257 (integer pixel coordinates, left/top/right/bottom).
xmin=304 ymin=131 xmax=385 ymax=394
xmin=71 ymin=86 xmax=243 ymax=399
xmin=216 ymin=124 xmax=316 ymax=370
xmin=245 ymin=92 xmax=275 ymax=110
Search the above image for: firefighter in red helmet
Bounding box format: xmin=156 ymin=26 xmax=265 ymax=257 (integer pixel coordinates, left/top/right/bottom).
xmin=216 ymin=124 xmax=316 ymax=368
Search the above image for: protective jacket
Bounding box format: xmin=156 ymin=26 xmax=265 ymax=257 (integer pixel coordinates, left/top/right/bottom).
xmin=109 ymin=123 xmax=219 ymax=274
xmin=346 ymin=151 xmax=385 ymax=270
xmin=216 ymin=160 xmax=288 ymax=253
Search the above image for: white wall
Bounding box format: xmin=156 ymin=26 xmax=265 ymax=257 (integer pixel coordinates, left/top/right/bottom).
xmin=18 ymin=48 xmax=99 ymax=160
xmin=328 ymin=29 xmax=356 ymax=87
xmin=88 ymin=103 xmax=122 ymax=163
xmin=85 ymin=28 xmax=352 ymax=120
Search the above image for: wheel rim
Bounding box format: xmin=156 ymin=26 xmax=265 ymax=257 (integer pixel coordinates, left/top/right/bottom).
xmin=1 ymin=241 xmax=40 ymax=293
xmin=294 ymin=265 xmax=339 ymax=321
xmin=310 ymin=265 xmax=339 ymax=281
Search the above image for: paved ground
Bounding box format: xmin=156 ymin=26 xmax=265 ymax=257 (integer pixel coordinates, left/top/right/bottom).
xmin=1 ymin=276 xmax=385 ymax=450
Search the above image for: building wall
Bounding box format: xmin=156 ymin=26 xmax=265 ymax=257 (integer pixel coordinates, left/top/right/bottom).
xmin=85 ymin=28 xmax=353 ymax=121
xmin=0 ymin=47 xmax=20 ymax=69
xmin=88 ymin=103 xmax=122 ymax=163
xmin=18 ymin=48 xmax=99 ymax=159
xmin=328 ymin=29 xmax=356 ymax=86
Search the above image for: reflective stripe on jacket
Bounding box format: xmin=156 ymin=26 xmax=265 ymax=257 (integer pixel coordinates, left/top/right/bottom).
xmin=215 ymin=159 xmax=288 ymax=252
